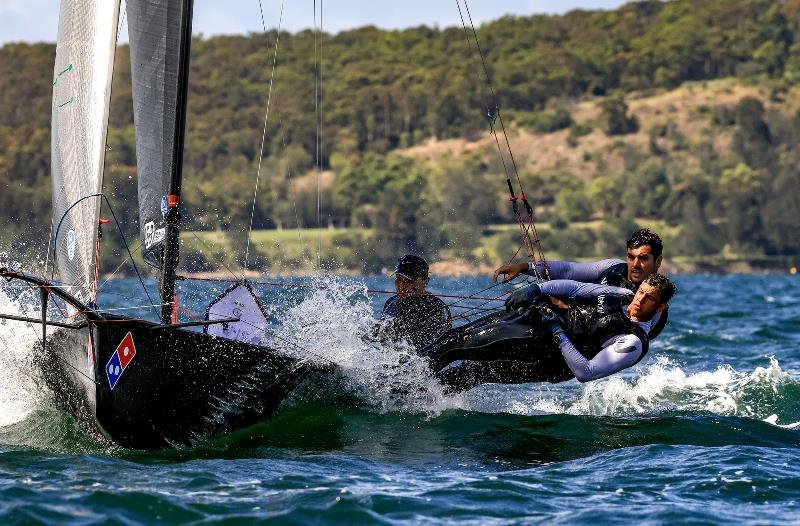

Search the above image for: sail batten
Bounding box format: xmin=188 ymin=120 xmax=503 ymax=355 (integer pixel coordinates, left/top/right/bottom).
xmin=51 ymin=0 xmax=121 ymax=305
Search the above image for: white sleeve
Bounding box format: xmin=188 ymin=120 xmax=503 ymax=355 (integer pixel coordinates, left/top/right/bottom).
xmin=558 ymin=333 xmax=643 ymax=383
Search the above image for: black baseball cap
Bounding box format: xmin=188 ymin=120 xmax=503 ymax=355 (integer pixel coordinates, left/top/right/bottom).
xmin=393 ymin=254 xmax=429 ymax=280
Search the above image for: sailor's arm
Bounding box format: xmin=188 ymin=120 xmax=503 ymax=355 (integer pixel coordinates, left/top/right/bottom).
xmin=539 ymin=280 xmax=634 ymax=300
xmin=493 ymin=259 xmax=626 ymax=283
xmin=505 ymin=279 xmax=633 ymax=311
xmin=554 ymin=332 xmax=643 ymax=383
xmin=532 ymin=259 xmax=626 ymax=281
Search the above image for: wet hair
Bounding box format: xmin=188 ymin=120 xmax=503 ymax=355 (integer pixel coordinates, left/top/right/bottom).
xmin=627 ymin=228 xmax=663 ymax=258
xmin=643 ymin=273 xmax=677 ymax=304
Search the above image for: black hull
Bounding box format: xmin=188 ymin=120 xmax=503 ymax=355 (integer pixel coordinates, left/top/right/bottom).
xmin=422 ymin=311 xmax=575 ymax=392
xmin=41 ymin=315 xmax=322 ymax=450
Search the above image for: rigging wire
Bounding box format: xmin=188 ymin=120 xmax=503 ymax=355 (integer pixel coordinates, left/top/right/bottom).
xmin=244 ymin=0 xmax=285 ymax=273
xmin=454 ymin=0 xmax=550 ymax=279
xmin=98 ymin=237 xmax=144 ymax=291
xmin=187 ymin=230 xmax=244 ymax=284
xmin=313 ymin=0 xmax=323 ymax=270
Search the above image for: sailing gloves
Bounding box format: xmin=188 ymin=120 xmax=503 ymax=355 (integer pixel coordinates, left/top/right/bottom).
xmin=541 ymin=307 xmax=567 ymax=347
xmin=505 ymin=283 xmax=542 ymax=312
xmin=540 ymin=307 xmax=562 ymax=334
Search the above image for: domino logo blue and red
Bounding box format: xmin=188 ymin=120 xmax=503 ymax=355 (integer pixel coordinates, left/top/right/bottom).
xmin=106 ymin=332 xmax=137 ymax=389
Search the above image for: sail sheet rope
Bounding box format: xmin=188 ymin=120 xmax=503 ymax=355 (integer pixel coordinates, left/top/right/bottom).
xmin=51 ymin=193 xmax=157 ymax=315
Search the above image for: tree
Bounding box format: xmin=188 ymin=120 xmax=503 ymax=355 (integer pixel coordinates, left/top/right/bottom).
xmin=601 ymin=93 xmax=639 ymax=135
xmin=718 ymin=163 xmax=765 ymax=251
xmin=732 ymin=96 xmax=775 ymax=170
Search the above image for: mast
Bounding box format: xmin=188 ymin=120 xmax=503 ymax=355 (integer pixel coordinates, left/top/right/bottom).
xmin=159 ymin=0 xmax=194 ymax=324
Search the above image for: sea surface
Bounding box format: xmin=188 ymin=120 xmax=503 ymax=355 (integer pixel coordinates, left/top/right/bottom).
xmin=1 ymin=273 xmax=800 ymax=525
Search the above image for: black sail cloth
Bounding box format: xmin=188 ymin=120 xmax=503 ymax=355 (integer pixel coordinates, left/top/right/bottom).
xmin=127 ymin=0 xmax=186 ymax=267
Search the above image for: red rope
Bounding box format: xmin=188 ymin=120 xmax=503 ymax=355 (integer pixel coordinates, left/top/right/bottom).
xmin=179 ymin=304 xmax=203 ymax=322
xmin=183 ymin=275 xmax=507 ymax=302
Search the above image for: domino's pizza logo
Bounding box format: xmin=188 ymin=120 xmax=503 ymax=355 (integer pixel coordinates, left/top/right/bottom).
xmin=106 ymin=332 xmax=137 ymax=389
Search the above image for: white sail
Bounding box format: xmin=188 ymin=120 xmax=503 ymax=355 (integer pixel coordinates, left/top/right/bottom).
xmin=51 ymin=0 xmax=121 ymax=305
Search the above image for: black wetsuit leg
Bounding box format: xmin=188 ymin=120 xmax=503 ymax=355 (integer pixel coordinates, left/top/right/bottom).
xmin=421 ymin=311 xmax=539 ymax=370
xmin=421 ymin=311 xmax=574 ymax=391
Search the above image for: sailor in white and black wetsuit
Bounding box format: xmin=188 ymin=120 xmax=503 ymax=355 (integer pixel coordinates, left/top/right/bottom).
xmin=493 ymin=228 xmax=669 ymax=341
xmin=426 ymin=273 xmax=677 ymax=390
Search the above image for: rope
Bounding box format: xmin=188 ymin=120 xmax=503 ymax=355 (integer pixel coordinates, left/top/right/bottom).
xmin=50 ymin=193 xmax=157 ymax=316
xmin=187 ymin=231 xmax=243 ymax=284
xmin=455 ymin=0 xmax=550 ymax=279
xmin=443 ymin=275 xmax=536 ymax=320
xmin=180 ymin=274 xmax=511 ymax=303
xmin=97 ymin=237 xmax=144 ymax=291
xmin=245 ymin=0 xmax=285 ymax=273
xmin=13 ymin=278 xmax=171 ymax=323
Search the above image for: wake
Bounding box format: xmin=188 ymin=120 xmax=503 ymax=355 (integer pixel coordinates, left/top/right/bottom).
xmin=266 ymin=276 xmax=800 ymax=429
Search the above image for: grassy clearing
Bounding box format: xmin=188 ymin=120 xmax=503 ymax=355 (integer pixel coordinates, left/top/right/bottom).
xmin=183 ymin=227 xmax=375 ymax=274
xmin=178 ymin=220 xmax=798 ymax=275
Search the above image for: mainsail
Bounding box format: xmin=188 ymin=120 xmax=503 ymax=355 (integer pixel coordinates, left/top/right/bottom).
xmin=127 ymin=0 xmax=188 ymax=268
xmin=51 ymin=0 xmax=121 ymax=305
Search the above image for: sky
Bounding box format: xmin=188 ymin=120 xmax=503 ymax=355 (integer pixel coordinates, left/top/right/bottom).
xmin=1 ymin=1 xmax=630 ymax=46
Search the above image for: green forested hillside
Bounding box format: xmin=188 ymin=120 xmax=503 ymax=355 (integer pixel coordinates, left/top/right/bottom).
xmin=2 ymin=0 xmax=800 ymax=273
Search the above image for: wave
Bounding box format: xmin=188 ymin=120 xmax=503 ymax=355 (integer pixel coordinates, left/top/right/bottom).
xmin=466 ymin=355 xmax=800 ymax=424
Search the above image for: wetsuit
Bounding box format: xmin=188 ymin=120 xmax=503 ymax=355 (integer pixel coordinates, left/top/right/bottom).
xmin=545 ymin=280 xmax=648 ymax=382
xmin=376 ymin=294 xmax=451 ymax=350
xmin=426 ymin=280 xmax=653 ymax=391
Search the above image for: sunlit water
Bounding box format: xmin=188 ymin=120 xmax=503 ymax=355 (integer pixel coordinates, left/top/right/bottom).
xmin=1 ymin=273 xmax=799 ymax=524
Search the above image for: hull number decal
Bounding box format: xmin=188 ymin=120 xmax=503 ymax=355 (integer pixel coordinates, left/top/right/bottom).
xmin=106 ymin=332 xmax=137 ymax=389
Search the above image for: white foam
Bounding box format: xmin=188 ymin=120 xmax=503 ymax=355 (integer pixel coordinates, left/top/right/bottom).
xmin=268 ymin=276 xmax=800 ymax=423
xmin=270 ymin=276 xmax=461 ymax=414
xmin=0 ymin=282 xmax=48 ymax=427
xmin=490 ymin=354 xmax=799 ymax=422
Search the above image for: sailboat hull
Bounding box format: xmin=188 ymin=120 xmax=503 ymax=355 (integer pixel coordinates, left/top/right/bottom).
xmin=41 ymin=316 xmax=318 ymax=450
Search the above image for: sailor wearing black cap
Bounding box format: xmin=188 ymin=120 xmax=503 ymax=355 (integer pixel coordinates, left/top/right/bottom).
xmin=375 ymin=255 xmax=451 ymax=351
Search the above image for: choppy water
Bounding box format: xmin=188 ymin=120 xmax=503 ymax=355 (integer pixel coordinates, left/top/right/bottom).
xmin=1 ymin=273 xmax=799 ymax=524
